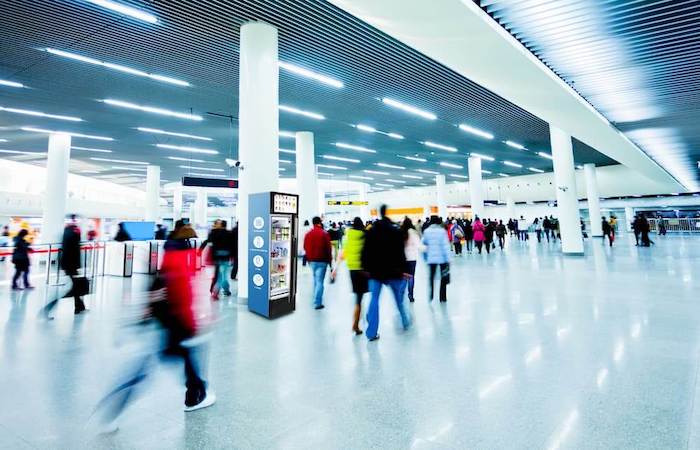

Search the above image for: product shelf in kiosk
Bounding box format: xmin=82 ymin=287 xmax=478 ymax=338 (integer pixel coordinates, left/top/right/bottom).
xmin=248 ymin=192 xmax=298 ymax=318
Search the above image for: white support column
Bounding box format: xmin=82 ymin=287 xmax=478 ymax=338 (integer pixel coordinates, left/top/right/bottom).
xmin=506 ymin=196 xmax=515 ymax=220
xmin=583 ymin=163 xmax=603 ymax=237
xmin=295 ymin=131 xmax=318 ymax=224
xmin=624 ymin=206 xmax=635 ymax=232
xmin=173 ymin=188 xmax=183 ymax=221
xmin=237 ymin=21 xmax=280 ymax=299
xmin=468 ymin=156 xmax=485 ymax=219
xmin=195 ymin=189 xmax=208 ymax=228
xmin=435 ymin=174 xmax=447 ymax=219
xmin=358 ymin=183 xmax=369 ymax=221
xmin=550 ymin=125 xmax=584 ymax=255
xmin=145 ymin=165 xmax=160 ymax=222
xmin=41 ymin=133 xmax=71 ymax=243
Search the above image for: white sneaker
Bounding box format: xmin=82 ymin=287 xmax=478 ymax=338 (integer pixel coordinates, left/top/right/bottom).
xmin=184 ymin=392 xmax=216 ymax=412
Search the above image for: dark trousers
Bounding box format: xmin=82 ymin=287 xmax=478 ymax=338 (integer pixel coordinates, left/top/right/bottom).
xmin=41 ymin=272 xmax=85 ymax=317
xmin=405 ymin=260 xmax=417 ymax=301
xmin=545 ymin=229 xmax=551 ymax=241
xmin=231 ymin=257 xmax=238 ymax=280
xmin=12 ymin=267 xmax=29 ymax=288
xmin=634 ymin=231 xmax=640 ymax=245
xmin=605 ymin=233 xmax=613 ymax=246
xmin=465 ymin=239 xmax=472 ymax=252
xmin=428 ymin=263 xmax=448 ymax=302
xmin=96 ymin=333 xmax=207 ymax=424
xmin=454 ymin=241 xmax=462 ymax=255
xmin=475 ymin=241 xmax=484 ymax=254
xmin=536 ymin=230 xmax=542 ymax=242
xmin=498 ymin=235 xmax=505 ymax=249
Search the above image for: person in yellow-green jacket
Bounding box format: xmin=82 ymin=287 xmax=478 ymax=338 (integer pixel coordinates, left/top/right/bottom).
xmin=340 ymin=217 xmax=368 ymax=335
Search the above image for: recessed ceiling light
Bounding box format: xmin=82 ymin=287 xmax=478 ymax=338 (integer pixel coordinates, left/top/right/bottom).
xmin=0 ymin=106 xmax=82 ymax=122
xmin=470 ymin=152 xmax=495 ymax=161
xmin=47 ymin=49 xmax=188 ymax=86
xmin=459 ymin=124 xmax=494 ymax=140
xmin=364 ymin=169 xmax=390 ymax=175
xmin=505 ymin=140 xmax=525 ymax=150
xmin=71 ymin=146 xmax=112 ymax=153
xmin=503 ymin=161 xmax=522 ymax=168
xmin=381 ymin=98 xmax=437 ymax=120
xmin=279 ymin=131 xmax=296 ymax=139
xmin=102 ymin=99 xmax=201 ymax=120
xmin=439 ymin=161 xmax=463 ymax=169
xmin=356 ymin=124 xmax=377 ymax=133
xmin=167 ymin=156 xmax=206 ymax=163
xmin=189 ymin=173 xmax=227 ymax=178
xmin=91 ymin=157 xmax=148 ymax=164
xmin=528 ymin=167 xmax=545 ymax=173
xmin=387 ymin=132 xmax=404 ymax=140
xmin=0 ymin=79 xmax=24 ymax=88
xmin=401 ymin=174 xmax=423 ymax=179
xmin=537 ymin=151 xmax=553 ymax=160
xmin=279 ymin=159 xmax=294 ymax=164
xmin=279 ymin=148 xmax=296 ymax=154
xmin=279 ymin=105 xmax=325 ymax=120
xmin=424 ymin=141 xmax=457 ymax=152
xmin=375 ymin=183 xmax=395 ymax=188
xmin=178 ymin=165 xmax=224 ymax=172
xmin=316 ymin=164 xmax=347 ymax=170
xmin=349 ymin=175 xmax=373 ymax=180
xmin=156 ymin=143 xmax=218 ymax=154
xmin=111 ymin=165 xmax=147 ymax=171
xmin=450 ymin=174 xmax=468 ymax=179
xmin=22 ymin=126 xmax=113 ymax=141
xmin=86 ymin=0 xmax=158 ymax=23
xmin=377 ymin=162 xmax=405 ymax=170
xmin=0 ymin=139 xmax=7 ymax=142
xmin=322 ymin=155 xmax=360 ymax=163
xmin=399 ymin=155 xmax=427 ymax=162
xmin=137 ymin=127 xmax=211 ymax=141
xmin=482 ymin=169 xmax=492 ymax=174
xmin=498 ymin=173 xmax=510 ymax=177
xmin=0 ymin=149 xmax=44 ymax=155
xmin=417 ymin=169 xmax=439 ymax=175
xmin=335 ymin=142 xmax=376 ymax=153
xmin=576 ymin=165 xmax=584 ymax=170
xmin=279 ymin=167 xmax=287 ymax=172
xmin=278 ymin=61 xmax=343 ymax=88
xmin=386 ymin=178 xmax=407 ymax=184
xmin=316 ymin=172 xmax=334 ymax=176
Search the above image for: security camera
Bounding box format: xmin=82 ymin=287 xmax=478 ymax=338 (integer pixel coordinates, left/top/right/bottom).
xmin=225 ymin=158 xmax=244 ymax=170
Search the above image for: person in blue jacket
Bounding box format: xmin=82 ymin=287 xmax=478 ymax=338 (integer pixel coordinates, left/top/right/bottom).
xmin=422 ymin=216 xmax=451 ymax=302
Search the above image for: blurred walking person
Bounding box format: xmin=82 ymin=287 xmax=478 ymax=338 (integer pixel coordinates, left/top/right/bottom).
xmin=422 ymin=216 xmax=450 ymax=302
xmin=199 ymin=220 xmax=233 ymax=299
xmin=11 ymin=229 xmax=33 ymax=290
xmin=94 ymin=227 xmax=215 ymax=433
xmin=472 ymin=217 xmax=486 ymax=254
xmin=340 ymin=217 xmax=368 ymax=334
xmin=361 ymin=205 xmax=411 ymax=341
xmin=451 ymin=220 xmax=464 ymax=255
xmin=496 ymin=220 xmax=507 ymax=250
xmin=304 ymin=217 xmax=332 ymax=310
xmin=42 ymin=220 xmax=87 ymax=318
xmin=602 ymin=217 xmax=614 ymax=247
xmin=401 ymin=217 xmax=421 ymax=303
xmin=534 ymin=218 xmax=543 ymax=242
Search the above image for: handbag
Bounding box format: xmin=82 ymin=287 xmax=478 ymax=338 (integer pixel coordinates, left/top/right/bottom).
xmin=64 ymin=276 xmax=91 ymax=298
xmin=440 ymin=263 xmax=450 ymax=285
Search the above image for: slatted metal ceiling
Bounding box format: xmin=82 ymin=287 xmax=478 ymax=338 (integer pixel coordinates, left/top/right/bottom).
xmin=0 ymin=0 xmax=614 ymax=196
xmin=478 ymin=0 xmax=700 ymax=190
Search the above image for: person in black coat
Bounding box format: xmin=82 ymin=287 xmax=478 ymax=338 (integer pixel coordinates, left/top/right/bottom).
xmin=11 ymin=229 xmax=33 ymax=290
xmin=114 ymin=223 xmax=131 ymax=242
xmin=360 ymin=204 xmax=410 ymax=341
xmin=42 ymin=223 xmax=86 ymax=318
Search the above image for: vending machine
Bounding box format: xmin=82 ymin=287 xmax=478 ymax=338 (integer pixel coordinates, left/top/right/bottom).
xmin=248 ymin=191 xmax=299 ymax=318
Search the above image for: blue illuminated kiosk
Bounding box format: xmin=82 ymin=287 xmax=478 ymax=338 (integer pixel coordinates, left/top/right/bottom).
xmin=248 ymin=191 xmax=299 ymax=318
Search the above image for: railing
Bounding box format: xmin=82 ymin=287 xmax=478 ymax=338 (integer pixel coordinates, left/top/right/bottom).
xmin=648 ymin=218 xmax=700 ymax=233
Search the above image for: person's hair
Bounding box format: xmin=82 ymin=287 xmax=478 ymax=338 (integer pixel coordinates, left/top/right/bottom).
xmin=430 ymin=215 xmax=441 ymax=225
xmin=174 ymin=219 xmax=185 ymax=229
xmin=303 ymin=220 xmax=310 ymax=226
xmin=118 ymin=222 xmax=125 ymax=230
xmin=221 ymin=220 xmax=227 ymax=228
xmin=312 ymin=216 xmax=322 ymax=225
xmin=400 ymin=217 xmax=414 ymax=240
xmin=352 ymin=217 xmax=364 ymax=230
xmin=474 ymin=216 xmax=480 ymax=221
xmin=17 ymin=229 xmax=28 ymax=238
xmin=380 ymin=204 xmax=388 ymax=218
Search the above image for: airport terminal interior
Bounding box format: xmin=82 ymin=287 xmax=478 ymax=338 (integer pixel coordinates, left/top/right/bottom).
xmin=1 ymin=0 xmax=700 ymax=449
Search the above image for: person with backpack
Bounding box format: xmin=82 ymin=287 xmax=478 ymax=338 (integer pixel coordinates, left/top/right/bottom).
xmin=451 ymin=220 xmax=464 ymax=256
xmin=11 ymin=229 xmax=33 ymax=290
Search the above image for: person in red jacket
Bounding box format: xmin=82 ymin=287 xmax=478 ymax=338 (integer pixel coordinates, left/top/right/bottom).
xmin=303 ymin=216 xmax=332 ymax=310
xmin=472 ymin=217 xmax=487 ymax=254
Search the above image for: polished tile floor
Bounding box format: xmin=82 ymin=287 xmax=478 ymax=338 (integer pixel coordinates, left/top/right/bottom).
xmin=0 ymin=233 xmax=699 ymax=449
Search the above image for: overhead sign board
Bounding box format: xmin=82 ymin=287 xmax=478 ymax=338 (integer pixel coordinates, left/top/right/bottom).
xmin=182 ymin=176 xmax=238 ymax=188
xmin=327 ymin=201 xmax=368 ymax=206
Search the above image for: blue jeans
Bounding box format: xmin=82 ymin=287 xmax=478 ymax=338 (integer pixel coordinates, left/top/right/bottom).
xmin=366 ymin=278 xmax=410 ymax=340
xmin=310 ymin=262 xmax=328 ymax=307
xmin=214 ymin=260 xmax=230 ymax=294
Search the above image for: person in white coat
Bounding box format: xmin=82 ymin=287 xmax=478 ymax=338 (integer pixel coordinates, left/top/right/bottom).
xmin=401 ymin=217 xmax=421 ymax=302
xmin=421 ymin=216 xmax=451 ymax=302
